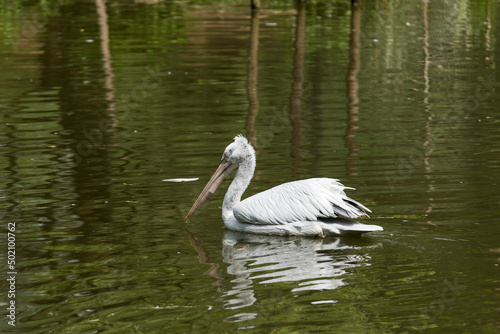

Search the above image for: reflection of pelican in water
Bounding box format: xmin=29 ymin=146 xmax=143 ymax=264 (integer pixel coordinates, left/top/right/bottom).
xmin=186 ymin=135 xmax=383 ymax=237
xmin=220 ymin=230 xmax=380 ymax=315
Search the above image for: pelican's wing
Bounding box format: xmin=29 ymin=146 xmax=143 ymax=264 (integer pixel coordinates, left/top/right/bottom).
xmin=233 ymin=178 xmax=371 ymax=225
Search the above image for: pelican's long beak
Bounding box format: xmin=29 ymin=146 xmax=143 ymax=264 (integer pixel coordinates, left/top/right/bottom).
xmin=185 ymin=158 xmax=237 ymax=221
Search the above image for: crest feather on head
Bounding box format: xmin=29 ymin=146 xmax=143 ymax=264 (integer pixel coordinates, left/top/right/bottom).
xmin=233 ymin=135 xmax=254 ymax=151
xmin=234 ymin=134 xmax=249 ymax=145
xmin=229 ymin=135 xmax=255 ymax=158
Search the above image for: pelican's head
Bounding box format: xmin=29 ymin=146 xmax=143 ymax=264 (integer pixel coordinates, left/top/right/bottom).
xmin=220 ymin=135 xmax=255 ymax=165
xmin=185 ymin=135 xmax=255 ymax=221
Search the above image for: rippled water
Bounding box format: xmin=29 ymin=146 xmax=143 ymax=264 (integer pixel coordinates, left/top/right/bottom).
xmin=1 ymin=0 xmax=499 ymax=333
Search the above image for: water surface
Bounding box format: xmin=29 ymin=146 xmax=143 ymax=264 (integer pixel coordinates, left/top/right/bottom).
xmin=1 ymin=0 xmax=499 ymax=333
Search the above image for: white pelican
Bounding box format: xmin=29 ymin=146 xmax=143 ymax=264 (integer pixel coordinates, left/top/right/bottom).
xmin=185 ymin=135 xmax=383 ymax=237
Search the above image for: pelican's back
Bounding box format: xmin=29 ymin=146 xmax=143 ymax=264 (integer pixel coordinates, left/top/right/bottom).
xmin=233 ymin=178 xmax=371 ymax=225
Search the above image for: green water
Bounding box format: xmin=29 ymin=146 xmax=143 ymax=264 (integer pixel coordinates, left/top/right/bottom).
xmin=1 ymin=0 xmax=499 ymax=333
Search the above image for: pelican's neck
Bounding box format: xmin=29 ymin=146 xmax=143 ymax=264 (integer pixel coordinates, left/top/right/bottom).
xmin=222 ymin=154 xmax=255 ymax=221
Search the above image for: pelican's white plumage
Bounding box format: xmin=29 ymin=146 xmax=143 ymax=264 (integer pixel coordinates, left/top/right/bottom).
xmin=185 ymin=135 xmax=383 ymax=237
xmin=233 ymin=178 xmax=370 ymax=225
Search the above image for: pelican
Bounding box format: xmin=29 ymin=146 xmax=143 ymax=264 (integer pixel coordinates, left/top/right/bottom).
xmin=185 ymin=135 xmax=383 ymax=237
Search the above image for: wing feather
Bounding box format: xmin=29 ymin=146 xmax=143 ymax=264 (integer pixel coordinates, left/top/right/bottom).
xmin=233 ymin=178 xmax=371 ymax=225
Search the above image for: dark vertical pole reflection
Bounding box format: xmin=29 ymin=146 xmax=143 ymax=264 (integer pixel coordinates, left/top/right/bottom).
xmin=39 ymin=2 xmax=115 ymax=234
xmin=251 ymin=0 xmax=260 ymax=11
xmin=345 ymin=1 xmax=361 ymax=176
xmin=246 ymin=10 xmax=260 ymax=149
xmin=290 ymin=1 xmax=306 ymax=175
xmin=96 ymin=0 xmax=116 ymax=116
